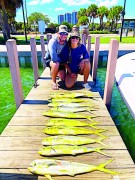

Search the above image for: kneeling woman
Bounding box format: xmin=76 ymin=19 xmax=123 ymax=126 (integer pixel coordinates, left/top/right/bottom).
xmin=64 ymin=32 xmax=91 ymax=90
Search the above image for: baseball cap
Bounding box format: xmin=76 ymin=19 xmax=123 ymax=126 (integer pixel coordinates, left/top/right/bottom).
xmin=70 ymin=32 xmax=80 ymax=38
xmin=59 ymin=25 xmax=68 ymax=33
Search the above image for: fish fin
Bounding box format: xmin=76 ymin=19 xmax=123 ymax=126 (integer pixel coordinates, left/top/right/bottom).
xmin=45 ymin=174 xmax=54 ymax=180
xmin=95 ymin=147 xmax=110 ymax=157
xmin=97 ymin=159 xmax=118 ymax=175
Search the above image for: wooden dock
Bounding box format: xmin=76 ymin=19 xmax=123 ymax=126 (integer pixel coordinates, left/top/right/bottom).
xmin=0 ymin=67 xmax=135 ymax=180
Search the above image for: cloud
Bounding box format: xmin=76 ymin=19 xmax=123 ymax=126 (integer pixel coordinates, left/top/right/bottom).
xmin=28 ymin=0 xmax=54 ymax=6
xmin=55 ymin=7 xmax=65 ymax=11
xmin=98 ymin=0 xmax=118 ymax=7
xmin=62 ymin=0 xmax=92 ymax=6
xmin=40 ymin=0 xmax=54 ymax=4
xmin=62 ymin=0 xmax=118 ymax=7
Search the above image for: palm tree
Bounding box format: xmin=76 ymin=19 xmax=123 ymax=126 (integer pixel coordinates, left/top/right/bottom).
xmin=97 ymin=6 xmax=108 ymax=30
xmin=0 ymin=0 xmax=22 ymax=41
xmin=113 ymin=6 xmax=123 ymax=31
xmin=77 ymin=8 xmax=87 ymax=20
xmin=20 ymin=0 xmax=27 ymax=42
xmin=87 ymin=4 xmax=98 ymax=30
xmin=107 ymin=7 xmax=116 ymax=32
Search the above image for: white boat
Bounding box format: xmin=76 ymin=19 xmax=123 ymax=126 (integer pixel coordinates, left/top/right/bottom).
xmin=115 ymin=52 xmax=135 ymax=119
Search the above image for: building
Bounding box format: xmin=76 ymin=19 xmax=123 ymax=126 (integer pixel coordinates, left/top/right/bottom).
xmin=65 ymin=13 xmax=71 ymax=24
xmin=71 ymin=11 xmax=78 ymax=25
xmin=58 ymin=15 xmax=64 ymax=24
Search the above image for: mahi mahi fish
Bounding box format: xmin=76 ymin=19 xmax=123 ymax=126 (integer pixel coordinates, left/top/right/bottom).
xmin=46 ymin=119 xmax=99 ymax=129
xmin=43 ymin=111 xmax=97 ymax=123
xmin=44 ymin=126 xmax=106 ymax=138
xmin=42 ymin=135 xmax=107 ymax=146
xmin=50 ymin=92 xmax=94 ymax=98
xmin=48 ymin=102 xmax=97 ymax=109
xmin=38 ymin=145 xmax=108 ymax=156
xmin=49 ymin=98 xmax=93 ymax=103
xmin=49 ymin=107 xmax=95 ymax=113
xmin=28 ymin=159 xmax=118 ymax=179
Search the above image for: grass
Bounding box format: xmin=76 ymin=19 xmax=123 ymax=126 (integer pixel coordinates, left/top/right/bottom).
xmin=91 ymin=36 xmax=135 ymax=44
xmin=0 ymin=67 xmax=43 ymax=134
xmin=0 ymin=34 xmax=135 ymax=45
xmin=0 ymin=35 xmax=46 ymax=45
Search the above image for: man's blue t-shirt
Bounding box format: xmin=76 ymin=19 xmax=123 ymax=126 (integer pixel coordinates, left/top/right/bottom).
xmin=61 ymin=44 xmax=89 ymax=73
xmin=48 ymin=37 xmax=67 ymax=63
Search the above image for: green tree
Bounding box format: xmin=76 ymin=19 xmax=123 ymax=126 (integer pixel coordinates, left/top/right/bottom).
xmin=78 ymin=16 xmax=89 ymax=25
xmin=114 ymin=6 xmax=123 ymax=31
xmin=107 ymin=7 xmax=116 ymax=32
xmin=0 ymin=0 xmax=22 ymax=40
xmin=62 ymin=21 xmax=73 ymax=32
xmin=47 ymin=22 xmax=59 ymax=32
xmin=87 ymin=4 xmax=98 ymax=30
xmin=28 ymin=12 xmax=50 ymax=27
xmin=97 ymin=6 xmax=108 ymax=30
xmin=77 ymin=8 xmax=87 ymax=19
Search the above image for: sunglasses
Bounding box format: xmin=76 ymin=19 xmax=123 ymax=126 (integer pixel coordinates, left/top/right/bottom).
xmin=71 ymin=36 xmax=79 ymax=39
xmin=59 ymin=32 xmax=68 ymax=35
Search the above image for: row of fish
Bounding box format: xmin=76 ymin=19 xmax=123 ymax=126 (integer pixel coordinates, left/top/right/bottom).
xmin=28 ymin=92 xmax=118 ymax=179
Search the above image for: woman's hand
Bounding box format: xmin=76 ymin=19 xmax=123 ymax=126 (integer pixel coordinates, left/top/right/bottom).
xmin=79 ymin=59 xmax=89 ymax=70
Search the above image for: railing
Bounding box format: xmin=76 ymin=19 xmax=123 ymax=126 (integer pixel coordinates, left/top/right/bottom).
xmin=5 ymin=34 xmax=119 ymax=110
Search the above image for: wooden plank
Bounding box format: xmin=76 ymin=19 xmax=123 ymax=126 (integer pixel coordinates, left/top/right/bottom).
xmin=13 ymin=104 xmax=111 ymax=117
xmin=8 ymin=116 xmax=115 ymax=126
xmin=0 ymin=135 xmax=127 ymax=150
xmin=1 ymin=168 xmax=135 ymax=180
xmin=1 ymin=125 xmax=120 ymax=137
xmin=0 ymin=150 xmax=134 ymax=168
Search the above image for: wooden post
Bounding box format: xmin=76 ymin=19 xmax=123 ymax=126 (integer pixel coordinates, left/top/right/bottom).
xmin=6 ymin=39 xmax=23 ymax=109
xmin=87 ymin=35 xmax=91 ymax=57
xmin=40 ymin=35 xmax=46 ymax=68
xmin=92 ymin=36 xmax=100 ymax=82
xmin=103 ymin=39 xmax=119 ymax=110
xmin=30 ymin=37 xmax=39 ymax=85
xmin=46 ymin=33 xmax=52 ymax=43
xmin=81 ymin=34 xmax=86 ymax=46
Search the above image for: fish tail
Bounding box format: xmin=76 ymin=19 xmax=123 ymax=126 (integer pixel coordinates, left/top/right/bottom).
xmin=96 ymin=159 xmax=118 ymax=175
xmin=88 ymin=124 xmax=99 ymax=129
xmin=95 ymin=147 xmax=110 ymax=157
xmin=95 ymin=132 xmax=107 ymax=139
xmin=96 ymin=138 xmax=108 ymax=146
xmin=87 ymin=117 xmax=97 ymax=123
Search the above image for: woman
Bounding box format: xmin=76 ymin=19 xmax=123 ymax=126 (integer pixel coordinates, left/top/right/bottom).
xmin=64 ymin=32 xmax=91 ymax=90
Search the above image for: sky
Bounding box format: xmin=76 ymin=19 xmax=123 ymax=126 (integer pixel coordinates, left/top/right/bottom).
xmin=15 ymin=0 xmax=135 ymax=24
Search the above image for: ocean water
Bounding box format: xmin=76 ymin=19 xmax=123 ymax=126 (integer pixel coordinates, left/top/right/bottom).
xmin=0 ymin=67 xmax=135 ymax=162
xmin=96 ymin=68 xmax=135 ymax=162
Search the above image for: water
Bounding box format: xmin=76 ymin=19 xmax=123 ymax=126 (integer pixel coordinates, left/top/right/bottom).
xmin=0 ymin=67 xmax=135 ymax=162
xmin=0 ymin=67 xmax=43 ymax=133
xmin=96 ymin=68 xmax=135 ymax=162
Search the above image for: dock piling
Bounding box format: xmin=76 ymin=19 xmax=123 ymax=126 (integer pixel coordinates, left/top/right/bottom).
xmin=30 ymin=37 xmax=39 ymax=86
xmin=6 ymin=39 xmax=24 ymax=109
xmin=103 ymin=39 xmax=119 ymax=110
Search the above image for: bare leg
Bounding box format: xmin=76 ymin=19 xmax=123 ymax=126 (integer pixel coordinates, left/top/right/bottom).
xmin=65 ymin=74 xmax=77 ymax=89
xmin=50 ymin=61 xmax=59 ymax=90
xmin=79 ymin=61 xmax=91 ymax=83
xmin=58 ymin=70 xmax=66 ymax=81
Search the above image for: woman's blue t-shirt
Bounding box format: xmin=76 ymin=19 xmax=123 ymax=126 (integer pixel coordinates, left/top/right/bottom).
xmin=61 ymin=44 xmax=89 ymax=73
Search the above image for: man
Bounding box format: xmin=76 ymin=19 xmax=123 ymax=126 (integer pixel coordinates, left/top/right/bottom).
xmin=47 ymin=25 xmax=68 ymax=90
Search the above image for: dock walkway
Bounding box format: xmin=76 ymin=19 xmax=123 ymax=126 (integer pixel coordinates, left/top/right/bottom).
xmin=0 ymin=67 xmax=135 ymax=179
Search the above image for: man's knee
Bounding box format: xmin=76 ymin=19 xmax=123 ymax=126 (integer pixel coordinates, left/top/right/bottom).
xmin=50 ymin=61 xmax=60 ymax=69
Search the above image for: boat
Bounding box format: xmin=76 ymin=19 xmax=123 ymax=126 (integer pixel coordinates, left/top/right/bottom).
xmin=115 ymin=52 xmax=135 ymax=119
